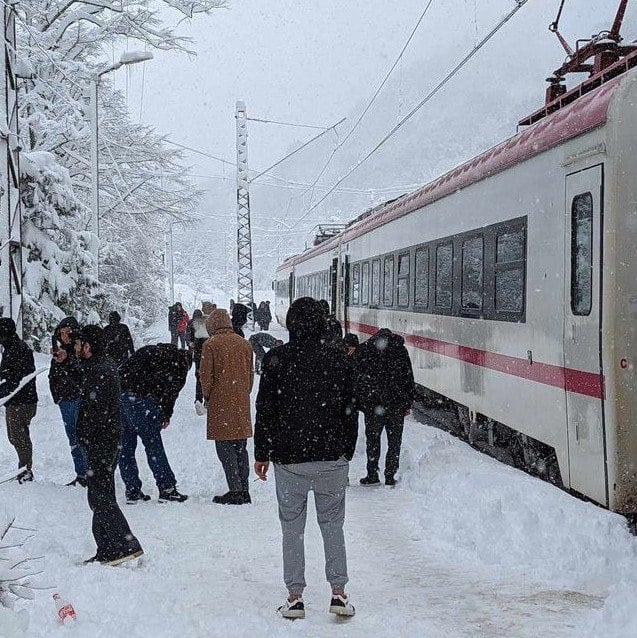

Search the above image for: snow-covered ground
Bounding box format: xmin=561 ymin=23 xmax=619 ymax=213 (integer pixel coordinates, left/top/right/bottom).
xmin=1 ymin=323 xmax=636 ymax=637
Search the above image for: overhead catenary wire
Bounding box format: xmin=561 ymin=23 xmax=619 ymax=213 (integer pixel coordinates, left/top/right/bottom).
xmin=246 ymin=117 xmax=330 ymax=131
xmin=292 ymin=0 xmax=530 ymax=228
xmin=301 ymin=0 xmax=437 ymax=202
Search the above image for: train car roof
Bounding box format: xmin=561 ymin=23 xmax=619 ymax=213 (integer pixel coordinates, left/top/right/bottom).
xmin=278 ymin=53 xmax=636 ymax=272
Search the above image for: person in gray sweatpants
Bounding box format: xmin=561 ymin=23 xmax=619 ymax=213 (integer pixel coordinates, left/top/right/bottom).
xmin=254 ymin=297 xmax=358 ymax=619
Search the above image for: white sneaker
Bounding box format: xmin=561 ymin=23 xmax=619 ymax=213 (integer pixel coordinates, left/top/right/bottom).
xmin=278 ymin=597 xmax=305 ymax=619
xmin=329 ymin=593 xmax=355 ymax=616
xmin=194 ymin=401 xmax=206 ymax=416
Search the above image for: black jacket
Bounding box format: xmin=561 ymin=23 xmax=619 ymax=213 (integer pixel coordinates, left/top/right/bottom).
xmin=76 ymin=354 xmax=121 ymax=446
xmin=352 ymin=329 xmax=414 ymax=415
xmin=254 ymin=337 xmax=357 ymax=464
xmin=0 ymin=334 xmax=38 ymax=407
xmin=323 ymin=315 xmax=343 ymax=348
xmin=48 ymin=318 xmax=82 ymax=404
xmin=119 ymin=344 xmax=189 ymax=420
xmin=102 ymin=322 xmax=135 ymax=367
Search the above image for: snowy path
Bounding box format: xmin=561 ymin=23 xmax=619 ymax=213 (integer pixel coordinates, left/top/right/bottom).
xmin=1 ymin=325 xmax=636 ymax=637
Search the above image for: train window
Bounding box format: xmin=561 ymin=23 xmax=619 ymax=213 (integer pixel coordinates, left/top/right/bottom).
xmin=352 ymin=263 xmax=361 ymax=305
xmin=414 ymin=247 xmax=429 ymax=307
xmin=361 ymin=261 xmax=370 ymax=305
xmin=494 ymin=226 xmax=526 ymax=315
xmin=383 ymin=255 xmax=394 ymax=306
xmin=435 ymin=243 xmax=453 ymax=308
xmin=397 ymin=253 xmax=410 ymax=307
xmin=461 ymin=236 xmax=483 ymax=310
xmin=571 ymin=193 xmax=593 ymax=316
xmin=371 ymin=259 xmax=381 ymax=306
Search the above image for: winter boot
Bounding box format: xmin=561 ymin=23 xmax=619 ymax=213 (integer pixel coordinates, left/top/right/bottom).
xmin=385 ymin=476 xmax=397 ymax=487
xmin=126 ymin=491 xmax=151 ymax=504
xmin=329 ymin=593 xmax=355 ymax=617
xmin=213 ymin=491 xmax=241 ymax=505
xmin=278 ymin=597 xmax=305 ymax=619
xmin=359 ymin=474 xmax=380 ymax=486
xmin=16 ymin=469 xmax=33 ymax=484
xmin=158 ymin=487 xmax=188 ymax=503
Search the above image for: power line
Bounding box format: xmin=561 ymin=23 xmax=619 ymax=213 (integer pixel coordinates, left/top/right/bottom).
xmin=292 ymin=0 xmax=530 ymax=228
xmin=301 ymin=0 xmax=437 ymax=203
xmin=247 ymin=117 xmax=329 ymax=131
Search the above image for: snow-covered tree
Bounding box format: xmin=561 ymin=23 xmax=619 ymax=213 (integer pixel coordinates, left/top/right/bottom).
xmin=20 ymin=151 xmax=101 ymax=350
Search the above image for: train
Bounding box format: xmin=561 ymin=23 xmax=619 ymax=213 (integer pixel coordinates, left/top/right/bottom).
xmin=274 ymin=39 xmax=637 ymax=518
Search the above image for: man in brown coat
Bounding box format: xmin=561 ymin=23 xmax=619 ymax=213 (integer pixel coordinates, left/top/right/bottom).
xmin=200 ymin=309 xmax=254 ymax=505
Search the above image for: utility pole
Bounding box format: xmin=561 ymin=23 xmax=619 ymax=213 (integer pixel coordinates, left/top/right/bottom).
xmin=235 ymin=101 xmax=254 ymax=314
xmin=0 ymin=0 xmax=23 ymax=331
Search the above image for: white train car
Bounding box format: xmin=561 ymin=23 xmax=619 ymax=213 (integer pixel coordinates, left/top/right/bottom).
xmin=276 ymin=52 xmax=637 ymax=516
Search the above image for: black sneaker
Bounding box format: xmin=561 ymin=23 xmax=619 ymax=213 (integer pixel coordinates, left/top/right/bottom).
xmin=329 ymin=593 xmax=355 ymax=617
xmin=158 ymin=487 xmax=188 ymax=503
xmin=16 ymin=469 xmax=33 ymax=484
xmin=278 ymin=597 xmax=305 ymax=619
xmin=385 ymin=476 xmax=397 ymax=487
xmin=359 ymin=475 xmax=381 ymax=486
xmin=212 ymin=491 xmax=249 ymax=505
xmin=126 ymin=491 xmax=151 ymax=504
xmin=83 ymin=553 xmax=105 ymax=565
xmin=66 ymin=476 xmax=87 ymax=487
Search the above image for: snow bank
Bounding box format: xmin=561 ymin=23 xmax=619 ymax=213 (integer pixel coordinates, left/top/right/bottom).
xmin=400 ymin=424 xmax=637 ymax=589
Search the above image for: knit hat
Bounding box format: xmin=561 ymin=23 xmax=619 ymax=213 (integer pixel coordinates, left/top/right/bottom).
xmin=206 ymin=309 xmax=233 ymax=336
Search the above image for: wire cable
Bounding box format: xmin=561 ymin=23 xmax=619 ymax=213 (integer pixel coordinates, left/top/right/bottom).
xmin=292 ymin=0 xmax=530 ymax=228
xmin=246 ymin=117 xmax=329 ymax=131
xmin=301 ymin=0 xmax=437 ymax=202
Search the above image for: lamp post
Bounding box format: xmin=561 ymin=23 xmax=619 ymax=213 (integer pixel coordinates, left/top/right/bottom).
xmin=90 ymin=50 xmax=153 ymax=278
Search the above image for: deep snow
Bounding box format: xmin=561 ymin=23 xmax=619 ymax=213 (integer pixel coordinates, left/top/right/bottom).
xmin=1 ymin=323 xmax=636 ymax=637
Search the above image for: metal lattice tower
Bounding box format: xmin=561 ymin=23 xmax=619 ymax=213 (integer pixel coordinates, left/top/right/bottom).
xmin=0 ymin=1 xmax=22 ymax=330
xmin=235 ymin=101 xmax=254 ymax=309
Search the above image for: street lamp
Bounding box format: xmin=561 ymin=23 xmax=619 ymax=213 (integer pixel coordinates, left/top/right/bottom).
xmin=89 ymin=50 xmax=154 ymax=278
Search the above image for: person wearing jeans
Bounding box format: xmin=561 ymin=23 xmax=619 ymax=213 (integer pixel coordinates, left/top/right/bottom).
xmin=49 ymin=316 xmax=87 ymax=486
xmin=254 ymin=298 xmax=358 ymax=619
xmin=117 ymin=344 xmax=191 ymax=503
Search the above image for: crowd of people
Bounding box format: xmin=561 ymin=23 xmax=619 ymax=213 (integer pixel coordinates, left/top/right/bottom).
xmin=0 ymin=295 xmax=414 ymax=619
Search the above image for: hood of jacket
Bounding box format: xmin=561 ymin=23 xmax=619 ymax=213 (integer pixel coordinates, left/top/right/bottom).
xmin=367 ymin=328 xmax=405 ymax=352
xmin=286 ymin=297 xmax=327 ymax=343
xmin=206 ymin=309 xmax=233 ymax=335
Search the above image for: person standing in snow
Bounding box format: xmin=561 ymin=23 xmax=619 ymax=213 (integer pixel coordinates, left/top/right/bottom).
xmin=0 ymin=318 xmax=38 ymax=484
xmin=256 ymin=301 xmax=272 ymax=331
xmin=76 ymin=325 xmax=143 ymax=565
xmin=254 ymin=297 xmax=357 ymax=619
xmin=231 ymin=302 xmax=249 ymax=337
xmin=199 ymin=309 xmax=254 ymax=505
xmin=102 ymin=311 xmax=135 ymax=367
xmin=201 ymin=300 xmax=216 ymax=318
xmin=318 ymin=299 xmax=343 ymax=348
xmin=175 ymin=303 xmax=190 ymax=350
xmin=248 ymin=332 xmax=282 ymax=374
xmin=49 ymin=316 xmax=87 ymax=487
xmin=168 ymin=303 xmax=179 ymax=346
xmin=352 ymin=328 xmax=414 ymax=487
xmin=118 ymin=343 xmax=190 ymax=503
xmin=187 ymin=309 xmax=209 ymax=415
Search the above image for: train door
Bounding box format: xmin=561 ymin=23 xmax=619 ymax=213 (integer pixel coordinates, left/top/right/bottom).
xmin=564 ymin=164 xmax=607 ymax=505
xmin=340 ymin=254 xmax=349 ymax=328
xmin=288 ymin=272 xmax=294 ymax=306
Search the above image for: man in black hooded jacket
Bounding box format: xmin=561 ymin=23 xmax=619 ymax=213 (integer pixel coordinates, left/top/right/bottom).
xmin=0 ymin=318 xmax=38 ymax=483
xmin=76 ymin=325 xmax=143 ymax=565
xmin=254 ymin=297 xmax=357 ymax=619
xmin=49 ymin=316 xmax=86 ymax=486
xmin=102 ymin=311 xmax=135 ymax=367
xmin=352 ymin=328 xmax=414 ymax=486
xmin=118 ymin=344 xmax=190 ymax=503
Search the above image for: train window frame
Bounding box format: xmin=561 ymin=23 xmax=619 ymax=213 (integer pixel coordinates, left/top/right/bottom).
xmin=492 ymin=223 xmax=526 ymax=319
xmin=397 ymin=252 xmax=410 ymax=308
xmin=383 ymin=254 xmax=394 ymax=307
xmin=361 ymin=261 xmax=370 ymax=306
xmin=351 ymin=262 xmax=361 ymax=306
xmin=434 ymin=242 xmax=453 ymax=310
xmin=461 ymin=235 xmax=484 ymax=314
xmin=570 ymin=192 xmax=593 ymax=317
xmin=371 ymin=258 xmax=381 ymax=307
